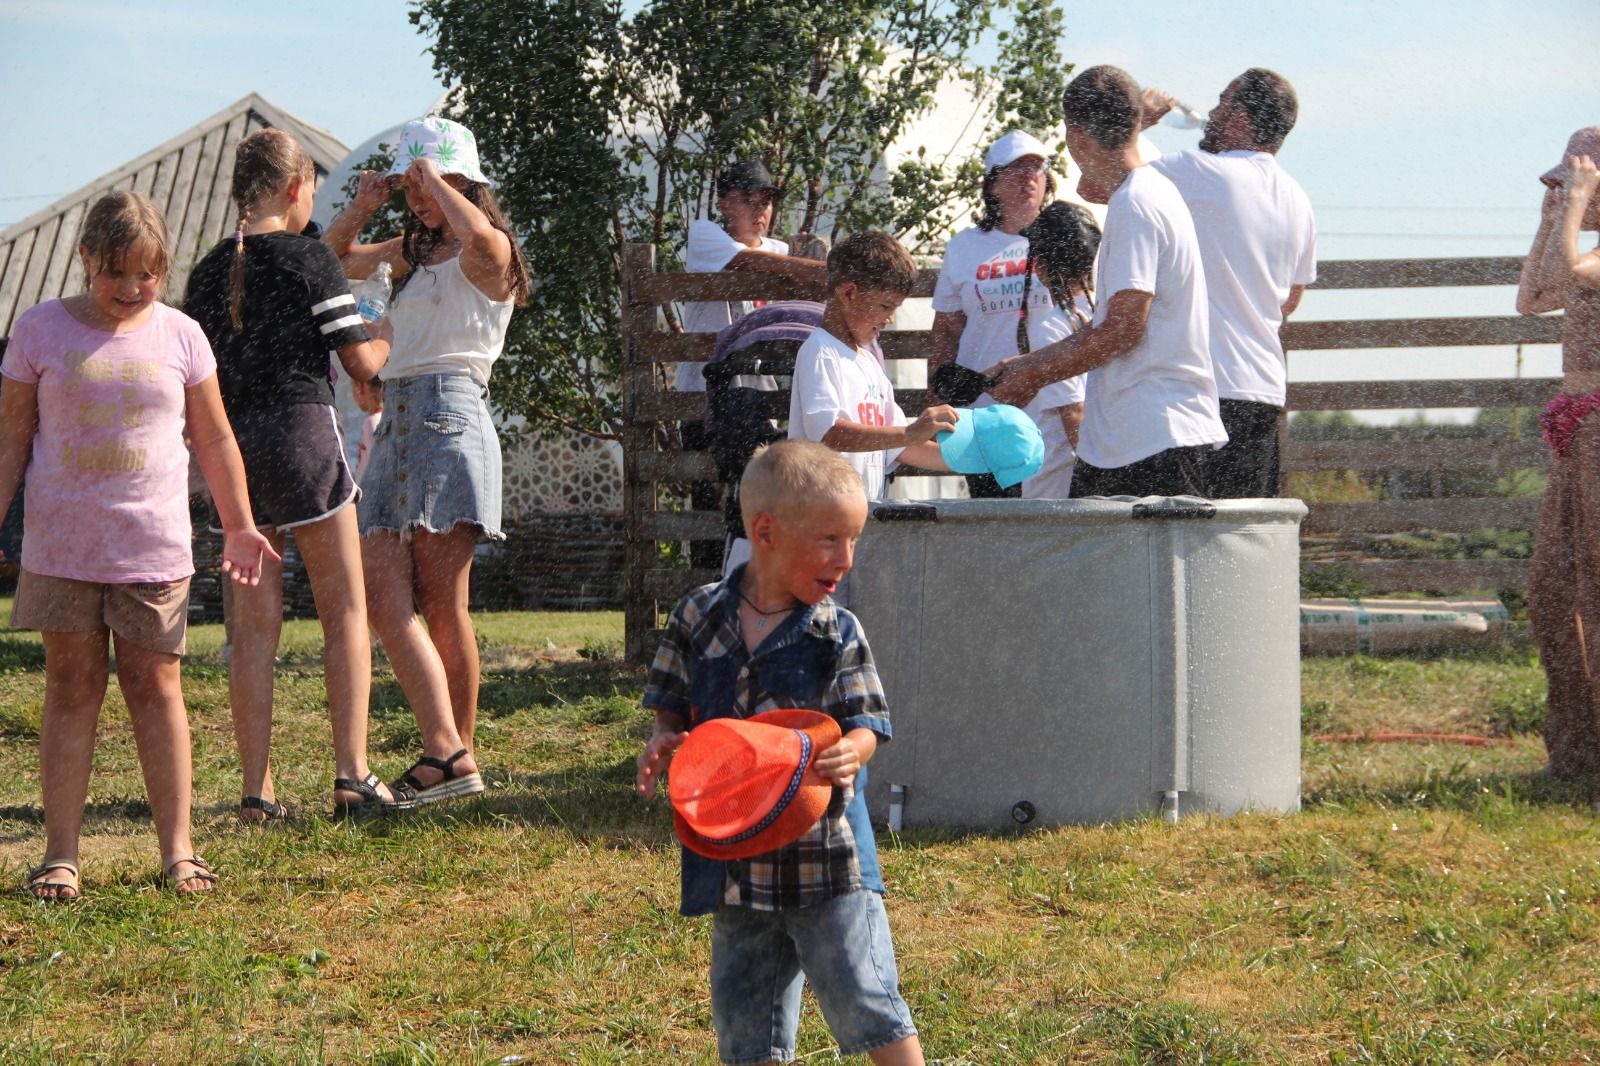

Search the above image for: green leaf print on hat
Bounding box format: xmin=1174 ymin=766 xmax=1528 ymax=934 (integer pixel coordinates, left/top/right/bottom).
xmin=407 ymin=140 xmax=428 ymax=162
xmin=435 ymin=139 xmax=459 ymax=168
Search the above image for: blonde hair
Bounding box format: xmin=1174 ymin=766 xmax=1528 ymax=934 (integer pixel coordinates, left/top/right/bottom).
xmin=79 ymin=191 xmax=171 ymax=286
xmin=227 ymin=128 xmax=315 ymax=329
xmin=740 ymin=440 xmax=865 ymax=536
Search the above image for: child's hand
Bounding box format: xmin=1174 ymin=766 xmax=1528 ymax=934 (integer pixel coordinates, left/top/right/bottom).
xmin=353 ymin=171 xmax=396 ymax=215
xmin=636 ymin=728 xmax=688 ymax=799
xmin=813 ymin=737 xmax=864 ymax=790
xmin=905 ymin=404 xmax=960 ymax=446
xmin=220 ymin=529 xmax=281 ymax=587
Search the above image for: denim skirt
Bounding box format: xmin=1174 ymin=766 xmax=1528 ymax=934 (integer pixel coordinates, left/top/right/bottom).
xmin=358 ymin=374 xmax=504 ymax=541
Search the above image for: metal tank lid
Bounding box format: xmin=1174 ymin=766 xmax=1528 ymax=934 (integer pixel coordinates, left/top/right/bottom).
xmin=870 ymin=496 xmax=1309 ymax=526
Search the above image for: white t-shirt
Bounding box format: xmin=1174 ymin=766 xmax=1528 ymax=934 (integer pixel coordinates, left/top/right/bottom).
xmin=677 ymin=219 xmax=789 ymax=392
xmin=1080 ymin=166 xmax=1226 ymax=470
xmin=1150 ymin=149 xmax=1317 ymax=406
xmin=932 ymin=225 xmax=1082 ymax=414
xmin=788 ymin=326 xmax=906 ymax=501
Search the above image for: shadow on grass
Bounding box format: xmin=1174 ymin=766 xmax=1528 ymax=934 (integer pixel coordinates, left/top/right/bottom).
xmin=1307 ymin=765 xmax=1599 ymax=814
xmin=0 ymin=634 xmax=45 ymax=672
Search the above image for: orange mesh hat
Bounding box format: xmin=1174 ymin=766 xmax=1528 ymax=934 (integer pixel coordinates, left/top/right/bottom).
xmin=670 ymin=709 xmax=842 ymax=860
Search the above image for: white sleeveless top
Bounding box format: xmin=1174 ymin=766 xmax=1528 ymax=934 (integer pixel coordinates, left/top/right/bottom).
xmin=384 ymin=255 xmax=514 ymax=386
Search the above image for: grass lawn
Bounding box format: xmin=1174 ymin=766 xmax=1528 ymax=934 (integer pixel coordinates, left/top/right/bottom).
xmin=0 ymin=607 xmax=1596 ymax=1064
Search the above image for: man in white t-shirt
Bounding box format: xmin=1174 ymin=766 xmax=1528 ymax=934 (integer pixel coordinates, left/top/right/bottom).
xmin=1144 ymin=69 xmax=1317 ymax=497
xmin=677 ymin=160 xmax=828 ymax=392
xmin=989 ymin=65 xmax=1226 ymax=498
xmin=677 ymin=160 xmax=827 ymax=568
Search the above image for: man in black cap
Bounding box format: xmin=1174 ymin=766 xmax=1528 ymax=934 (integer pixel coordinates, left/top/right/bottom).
xmin=677 ymin=160 xmax=828 ymax=569
xmin=677 ymin=160 xmax=829 ymax=391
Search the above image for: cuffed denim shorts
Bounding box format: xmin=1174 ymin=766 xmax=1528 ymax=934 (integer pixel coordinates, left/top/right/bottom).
xmin=358 ymin=374 xmax=504 ymax=542
xmin=710 ymin=890 xmax=917 ymax=1065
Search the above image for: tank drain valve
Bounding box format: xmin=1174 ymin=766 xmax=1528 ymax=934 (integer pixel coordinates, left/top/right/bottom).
xmin=1011 ymin=801 xmax=1036 ymax=825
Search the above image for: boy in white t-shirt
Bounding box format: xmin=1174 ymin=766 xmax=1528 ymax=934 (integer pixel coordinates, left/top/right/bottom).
xmin=1144 ymin=69 xmax=1318 ymax=498
xmin=989 ymin=65 xmax=1226 ymax=498
xmin=677 ymin=160 xmax=829 ymax=392
xmin=788 ymin=231 xmax=958 ymax=501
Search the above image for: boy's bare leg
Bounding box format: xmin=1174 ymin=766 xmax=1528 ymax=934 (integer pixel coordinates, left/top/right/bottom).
xmin=867 ymin=1035 xmax=925 ymax=1065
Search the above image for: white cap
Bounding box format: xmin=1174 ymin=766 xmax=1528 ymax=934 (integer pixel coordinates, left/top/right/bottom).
xmin=984 ymin=130 xmax=1050 ymax=172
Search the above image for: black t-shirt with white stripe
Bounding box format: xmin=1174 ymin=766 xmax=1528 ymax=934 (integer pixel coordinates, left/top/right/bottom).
xmin=184 ymin=232 xmax=368 ymax=415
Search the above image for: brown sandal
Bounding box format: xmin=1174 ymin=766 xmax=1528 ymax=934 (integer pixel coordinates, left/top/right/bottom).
xmin=164 ymin=856 xmax=217 ymax=895
xmin=25 ymin=860 xmax=80 ymax=902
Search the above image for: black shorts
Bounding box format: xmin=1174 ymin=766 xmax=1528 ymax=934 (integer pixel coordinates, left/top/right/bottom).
xmin=1069 ymin=444 xmax=1213 ymax=499
xmin=1206 ymin=399 xmax=1282 ymax=498
xmin=215 ymin=403 xmax=358 ymax=532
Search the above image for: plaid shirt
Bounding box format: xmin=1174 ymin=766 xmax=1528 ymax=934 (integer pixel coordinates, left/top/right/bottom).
xmin=645 ymin=569 xmax=892 ymax=914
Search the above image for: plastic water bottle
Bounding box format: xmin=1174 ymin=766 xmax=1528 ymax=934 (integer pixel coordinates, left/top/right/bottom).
xmin=357 ymin=261 xmax=392 ymax=322
xmin=1160 ymin=101 xmax=1206 ymax=130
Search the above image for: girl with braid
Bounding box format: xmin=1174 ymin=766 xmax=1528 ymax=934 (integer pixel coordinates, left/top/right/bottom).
xmin=185 ymin=129 xmax=401 ymax=820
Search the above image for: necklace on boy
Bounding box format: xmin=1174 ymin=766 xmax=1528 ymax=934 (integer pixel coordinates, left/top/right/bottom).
xmin=737 ymin=590 xmax=794 ymax=633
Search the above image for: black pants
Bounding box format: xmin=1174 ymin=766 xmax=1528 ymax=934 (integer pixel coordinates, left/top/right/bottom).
xmin=1069 ymin=444 xmax=1213 ymax=499
xmin=964 ymin=473 xmax=1022 ymax=499
xmin=1205 ymin=399 xmax=1282 ymax=499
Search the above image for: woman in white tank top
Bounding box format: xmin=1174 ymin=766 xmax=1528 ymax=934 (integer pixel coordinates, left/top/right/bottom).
xmin=324 ymin=117 xmax=530 ymax=805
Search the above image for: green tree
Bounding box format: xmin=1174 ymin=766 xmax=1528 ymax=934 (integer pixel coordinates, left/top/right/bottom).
xmin=411 ymin=0 xmax=1071 ymax=439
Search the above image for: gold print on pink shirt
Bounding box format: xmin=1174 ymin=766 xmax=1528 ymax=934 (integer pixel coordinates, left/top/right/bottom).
xmin=60 ymin=352 xmax=153 ymax=473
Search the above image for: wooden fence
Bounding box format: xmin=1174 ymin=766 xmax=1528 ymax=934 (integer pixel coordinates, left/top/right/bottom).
xmin=620 ymin=246 xmax=1562 ymax=660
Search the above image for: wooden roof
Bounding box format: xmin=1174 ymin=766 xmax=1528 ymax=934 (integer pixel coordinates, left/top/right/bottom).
xmin=0 ymin=94 xmax=348 ymax=337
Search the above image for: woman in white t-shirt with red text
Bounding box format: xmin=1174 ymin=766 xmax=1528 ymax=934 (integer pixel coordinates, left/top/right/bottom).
xmin=929 ymin=130 xmax=1086 ymax=498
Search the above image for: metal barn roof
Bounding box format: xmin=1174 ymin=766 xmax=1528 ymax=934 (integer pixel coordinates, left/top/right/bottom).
xmin=0 ymin=94 xmax=348 ymax=337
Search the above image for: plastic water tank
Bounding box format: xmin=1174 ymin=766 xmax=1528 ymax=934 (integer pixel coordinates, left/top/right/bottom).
xmin=851 ymin=496 xmax=1307 ymax=829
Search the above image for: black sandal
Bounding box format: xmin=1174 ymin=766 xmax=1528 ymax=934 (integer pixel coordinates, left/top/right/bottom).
xmin=389 ymin=748 xmax=485 ymax=806
xmin=240 ymin=795 xmax=290 ymax=823
xmin=332 ymin=772 xmax=415 ymax=821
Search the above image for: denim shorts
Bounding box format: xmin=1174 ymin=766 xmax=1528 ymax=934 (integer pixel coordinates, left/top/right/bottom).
xmin=710 ymin=890 xmax=917 ymax=1065
xmin=358 ymin=374 xmax=504 ymax=541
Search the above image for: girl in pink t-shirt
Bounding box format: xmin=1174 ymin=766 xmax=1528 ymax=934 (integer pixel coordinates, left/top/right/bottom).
xmin=0 ymin=192 xmax=276 ymax=900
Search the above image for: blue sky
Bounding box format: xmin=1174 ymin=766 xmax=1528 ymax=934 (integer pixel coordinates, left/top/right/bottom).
xmin=3 ymin=0 xmax=1596 ymax=411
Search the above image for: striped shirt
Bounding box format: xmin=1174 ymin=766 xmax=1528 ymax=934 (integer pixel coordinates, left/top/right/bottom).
xmin=184 ymin=231 xmax=370 ymax=415
xmin=645 ymin=569 xmax=892 ymax=913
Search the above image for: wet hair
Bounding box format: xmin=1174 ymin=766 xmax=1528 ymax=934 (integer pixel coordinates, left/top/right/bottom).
xmin=976 ymin=165 xmax=1058 ymax=232
xmin=79 ymin=191 xmax=171 ymax=288
xmin=1017 ymin=201 xmax=1101 ymax=350
xmin=826 ymin=231 xmax=917 ymax=297
xmin=392 ymin=179 xmax=532 ymax=308
xmin=227 ymin=129 xmax=314 ymax=329
xmin=1233 ymin=68 xmax=1299 ymax=151
xmin=1061 ymin=65 xmax=1143 ymax=151
xmin=740 ymin=439 xmax=865 ymax=535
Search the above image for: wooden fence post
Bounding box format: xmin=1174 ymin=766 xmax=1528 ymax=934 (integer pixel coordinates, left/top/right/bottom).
xmin=621 ymin=243 xmax=658 ymax=664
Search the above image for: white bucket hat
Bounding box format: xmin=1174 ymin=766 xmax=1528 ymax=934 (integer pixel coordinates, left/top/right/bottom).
xmin=388 ymin=116 xmax=491 ymax=185
xmin=984 ymin=130 xmax=1050 ymax=172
